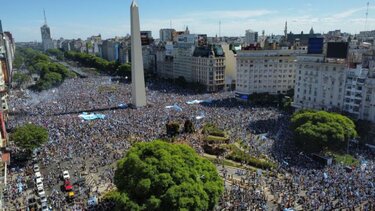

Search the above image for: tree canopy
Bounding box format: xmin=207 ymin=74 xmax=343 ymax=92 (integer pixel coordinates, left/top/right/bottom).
xmin=64 ymin=51 xmax=126 ymax=75
xmin=291 ymin=110 xmax=357 ymax=152
xmin=110 ymin=140 xmax=224 ymax=211
xmin=12 ymin=72 xmax=31 ymax=88
xmin=11 ymin=124 xmax=49 ymax=153
xmin=14 ymin=47 xmax=76 ymax=91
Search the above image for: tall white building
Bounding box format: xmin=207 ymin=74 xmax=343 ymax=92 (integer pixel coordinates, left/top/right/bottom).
xmin=244 ymin=29 xmax=258 ymax=45
xmin=293 ymin=55 xmax=347 ymax=111
xmin=236 ymin=49 xmax=306 ymax=100
xmin=361 ymin=74 xmax=375 ymax=122
xmin=344 ymin=58 xmax=375 ymax=123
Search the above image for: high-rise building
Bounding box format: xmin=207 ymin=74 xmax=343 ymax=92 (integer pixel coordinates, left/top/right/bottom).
xmin=244 ymin=30 xmax=258 ymax=45
xmin=159 ymin=28 xmax=176 ymax=42
xmin=40 ymin=10 xmax=54 ymax=51
xmin=101 ymin=40 xmax=119 ymax=62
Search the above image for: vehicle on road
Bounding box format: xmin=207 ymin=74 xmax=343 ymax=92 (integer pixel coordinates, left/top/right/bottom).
xmin=67 ymin=191 xmax=75 ymax=202
xmin=62 ymin=170 xmax=70 ymax=180
xmin=64 ymin=179 xmax=73 ymax=191
xmin=33 ymin=164 xmax=40 ymax=172
xmin=40 ymin=195 xmax=47 ymax=203
xmin=35 ymin=172 xmax=43 ymax=181
xmin=41 ymin=201 xmax=49 ymax=211
xmin=37 ymin=186 xmax=45 ymax=197
xmin=35 ymin=178 xmax=43 ymax=189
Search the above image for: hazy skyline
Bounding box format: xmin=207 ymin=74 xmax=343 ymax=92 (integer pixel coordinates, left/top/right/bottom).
xmin=1 ymin=0 xmax=375 ymax=42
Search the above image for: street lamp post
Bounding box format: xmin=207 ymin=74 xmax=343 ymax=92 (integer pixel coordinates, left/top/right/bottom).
xmin=346 ymin=134 xmax=350 ymax=154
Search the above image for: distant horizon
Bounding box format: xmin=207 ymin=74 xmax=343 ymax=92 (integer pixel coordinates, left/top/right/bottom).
xmin=1 ymin=0 xmax=374 ymax=42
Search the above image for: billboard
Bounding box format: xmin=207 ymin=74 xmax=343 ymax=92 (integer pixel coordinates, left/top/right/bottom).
xmin=326 ymin=42 xmax=348 ymax=59
xmin=308 ymin=37 xmax=324 ymax=54
xmin=197 ymin=34 xmax=208 ymax=46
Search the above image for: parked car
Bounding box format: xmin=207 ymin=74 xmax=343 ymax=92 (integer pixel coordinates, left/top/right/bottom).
xmin=64 ymin=179 xmax=73 ymax=192
xmin=35 ymin=178 xmax=43 ymax=189
xmin=35 ymin=172 xmax=43 ymax=181
xmin=62 ymin=171 xmax=70 ymax=180
xmin=40 ymin=195 xmax=47 ymax=204
xmin=67 ymin=191 xmax=75 ymax=202
xmin=37 ymin=186 xmax=45 ymax=197
xmin=33 ymin=164 xmax=40 ymax=173
xmin=41 ymin=201 xmax=48 ymax=211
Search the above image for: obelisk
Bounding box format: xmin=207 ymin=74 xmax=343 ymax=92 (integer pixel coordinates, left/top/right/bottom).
xmin=131 ymin=0 xmax=147 ymax=107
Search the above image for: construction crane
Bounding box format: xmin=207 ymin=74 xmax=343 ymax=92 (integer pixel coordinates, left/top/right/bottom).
xmin=365 ymin=2 xmax=369 ymax=31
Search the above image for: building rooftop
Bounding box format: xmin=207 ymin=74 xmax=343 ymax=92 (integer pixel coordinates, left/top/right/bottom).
xmin=192 ymin=45 xmax=224 ymax=58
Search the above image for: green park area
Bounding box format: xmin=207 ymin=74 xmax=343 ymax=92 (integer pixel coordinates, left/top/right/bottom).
xmin=13 ymin=48 xmax=76 ymax=91
xmin=202 ymin=123 xmax=276 ymax=170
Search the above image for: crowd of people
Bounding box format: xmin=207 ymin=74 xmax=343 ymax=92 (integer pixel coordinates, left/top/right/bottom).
xmin=4 ymin=74 xmax=375 ymax=210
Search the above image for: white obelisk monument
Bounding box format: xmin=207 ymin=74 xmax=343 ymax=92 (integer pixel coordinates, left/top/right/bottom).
xmin=131 ymin=0 xmax=147 ymax=107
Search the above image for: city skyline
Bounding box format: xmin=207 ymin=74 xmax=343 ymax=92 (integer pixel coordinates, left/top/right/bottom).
xmin=1 ymin=0 xmax=375 ymax=42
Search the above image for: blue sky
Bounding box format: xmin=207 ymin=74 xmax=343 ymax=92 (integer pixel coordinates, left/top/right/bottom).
xmin=1 ymin=0 xmax=374 ymax=42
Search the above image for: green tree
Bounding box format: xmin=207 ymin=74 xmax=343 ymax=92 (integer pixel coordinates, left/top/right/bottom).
xmin=11 ymin=124 xmax=48 ymax=154
xmin=12 ymin=72 xmax=31 ymax=87
xmin=291 ymin=110 xmax=357 ymax=152
xmin=47 ymin=49 xmax=64 ymax=60
xmin=44 ymin=71 xmax=63 ymax=84
xmin=13 ymin=52 xmax=24 ymax=69
xmin=166 ymin=122 xmax=180 ymax=136
xmin=110 ymin=140 xmax=223 ymax=211
xmin=184 ymin=119 xmax=195 ymax=133
xmin=118 ymin=63 xmax=132 ymax=78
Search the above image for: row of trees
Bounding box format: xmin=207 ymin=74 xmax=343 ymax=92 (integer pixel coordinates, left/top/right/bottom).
xmin=63 ymin=51 xmax=131 ymax=78
xmin=166 ymin=119 xmax=195 ymax=136
xmin=15 ymin=48 xmax=76 ymax=91
xmin=248 ymin=91 xmax=294 ymax=111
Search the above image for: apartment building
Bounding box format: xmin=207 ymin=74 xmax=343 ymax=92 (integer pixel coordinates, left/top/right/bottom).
xmin=293 ymin=55 xmax=347 ymax=111
xmin=191 ymin=45 xmax=225 ymax=92
xmin=0 ymin=24 xmax=12 ymax=209
xmin=361 ymin=74 xmax=375 ymax=123
xmin=343 ymin=66 xmax=366 ymax=117
xmin=236 ymin=48 xmax=306 ymax=100
xmin=156 ymin=43 xmax=174 ymax=79
xmin=160 ymin=28 xmax=176 ymax=42
xmin=244 ymin=30 xmax=258 ymax=45
xmin=173 ymin=46 xmax=194 ymax=81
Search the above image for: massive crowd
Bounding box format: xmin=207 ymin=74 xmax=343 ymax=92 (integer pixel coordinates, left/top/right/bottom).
xmin=4 ymin=74 xmax=375 ymax=210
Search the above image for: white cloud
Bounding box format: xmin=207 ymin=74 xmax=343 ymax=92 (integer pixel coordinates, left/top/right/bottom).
xmin=10 ymin=6 xmax=375 ymax=41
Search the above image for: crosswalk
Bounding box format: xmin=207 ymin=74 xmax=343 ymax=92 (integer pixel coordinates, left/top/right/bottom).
xmin=85 ymin=175 xmax=97 ymax=188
